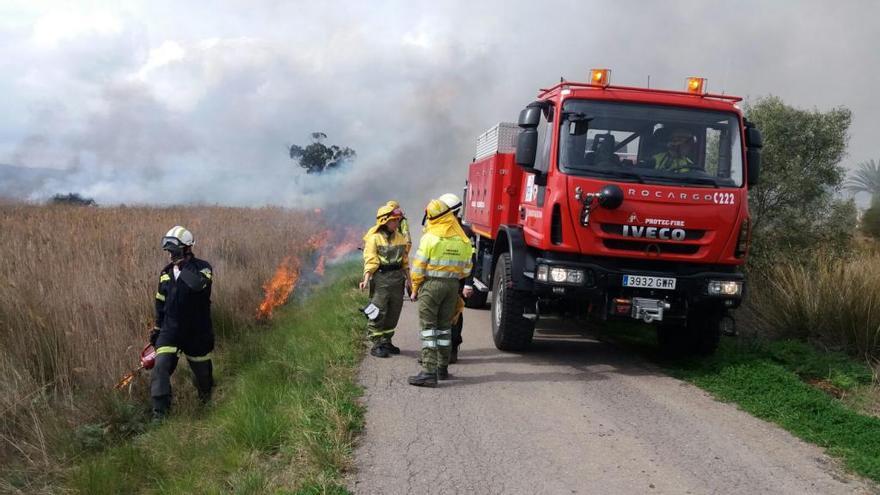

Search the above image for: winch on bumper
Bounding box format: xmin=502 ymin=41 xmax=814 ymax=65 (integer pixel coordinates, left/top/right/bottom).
xmin=529 ymin=256 xmax=745 ymax=322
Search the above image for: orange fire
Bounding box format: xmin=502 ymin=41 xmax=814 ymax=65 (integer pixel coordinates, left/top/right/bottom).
xmin=313 ymin=255 xmax=326 ymax=277
xmin=256 ymin=256 xmax=301 ymax=320
xmin=308 ymin=230 xmax=330 ymax=250
xmin=328 ymin=226 xmax=363 ymax=261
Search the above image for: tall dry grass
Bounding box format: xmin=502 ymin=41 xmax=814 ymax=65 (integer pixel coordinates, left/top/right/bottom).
xmin=0 ymin=204 xmax=320 ymax=468
xmin=752 ymin=251 xmax=880 ymax=364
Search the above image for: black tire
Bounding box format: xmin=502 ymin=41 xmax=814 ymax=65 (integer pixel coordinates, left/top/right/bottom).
xmin=656 ymin=307 xmax=722 ymax=357
xmin=491 ymin=253 xmax=535 ymax=351
xmin=689 ymin=307 xmax=722 ymax=356
xmin=464 ymin=288 xmax=489 ymax=309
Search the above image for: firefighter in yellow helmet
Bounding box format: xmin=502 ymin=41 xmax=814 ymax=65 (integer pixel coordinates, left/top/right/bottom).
xmin=408 ymin=198 xmax=474 ymax=387
xmin=360 ymin=204 xmax=412 ymax=358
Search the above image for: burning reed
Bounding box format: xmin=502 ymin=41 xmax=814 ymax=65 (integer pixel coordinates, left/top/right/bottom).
xmin=0 ymin=204 xmax=330 ymax=471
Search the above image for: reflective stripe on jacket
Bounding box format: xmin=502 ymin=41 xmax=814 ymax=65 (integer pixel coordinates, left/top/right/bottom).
xmin=411 ymin=232 xmax=473 ymax=295
xmin=363 ymin=229 xmax=410 ymax=275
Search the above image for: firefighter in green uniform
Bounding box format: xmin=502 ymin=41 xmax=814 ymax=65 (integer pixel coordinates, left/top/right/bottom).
xmin=438 ymin=192 xmax=475 ymax=364
xmin=408 ymin=199 xmax=474 ymax=387
xmin=653 ymin=127 xmax=697 ymax=172
xmin=360 ymin=204 xmax=412 ymax=358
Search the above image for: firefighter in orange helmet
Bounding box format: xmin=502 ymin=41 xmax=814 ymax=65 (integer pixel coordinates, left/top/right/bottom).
xmin=361 ymin=204 xmax=412 ymax=357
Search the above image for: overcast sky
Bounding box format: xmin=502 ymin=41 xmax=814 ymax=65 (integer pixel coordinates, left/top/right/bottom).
xmin=1 ymin=0 xmax=878 ymax=213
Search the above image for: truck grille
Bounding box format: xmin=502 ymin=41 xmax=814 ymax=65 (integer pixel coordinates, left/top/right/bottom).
xmin=602 ymin=239 xmax=700 ymax=255
xmin=600 ymin=223 xmax=705 ymax=240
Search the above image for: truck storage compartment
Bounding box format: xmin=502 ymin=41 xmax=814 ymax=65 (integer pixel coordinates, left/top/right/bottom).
xmin=465 ymin=123 xmax=523 ymax=237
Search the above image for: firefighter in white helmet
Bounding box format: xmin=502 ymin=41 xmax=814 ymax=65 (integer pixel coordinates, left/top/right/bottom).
xmin=438 ymin=193 xmax=475 ymax=364
xmin=149 ymin=226 xmax=215 ymax=420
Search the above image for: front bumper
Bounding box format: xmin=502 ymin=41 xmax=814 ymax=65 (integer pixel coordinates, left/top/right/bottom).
xmin=530 ymin=256 xmax=745 ymax=317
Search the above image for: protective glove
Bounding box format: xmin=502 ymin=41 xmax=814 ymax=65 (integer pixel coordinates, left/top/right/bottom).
xmin=149 ymin=327 xmax=161 ymax=346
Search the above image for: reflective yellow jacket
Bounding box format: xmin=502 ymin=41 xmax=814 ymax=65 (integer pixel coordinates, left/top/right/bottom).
xmin=653 ymin=152 xmax=695 ymax=172
xmin=411 ymin=232 xmax=473 ymax=295
xmin=363 ymin=229 xmax=409 ymax=276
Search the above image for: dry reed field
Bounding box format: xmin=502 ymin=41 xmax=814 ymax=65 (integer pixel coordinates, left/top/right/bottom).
xmin=753 ymin=251 xmax=880 ymax=366
xmin=0 ymin=203 xmax=325 ymax=469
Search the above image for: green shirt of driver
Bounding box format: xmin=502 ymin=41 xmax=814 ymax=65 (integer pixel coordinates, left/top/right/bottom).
xmin=653 ymin=152 xmax=695 ymax=172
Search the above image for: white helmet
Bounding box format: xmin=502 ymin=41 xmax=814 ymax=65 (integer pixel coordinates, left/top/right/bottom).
xmin=162 ymin=225 xmax=194 ymax=250
xmin=438 ymin=193 xmax=462 ymax=217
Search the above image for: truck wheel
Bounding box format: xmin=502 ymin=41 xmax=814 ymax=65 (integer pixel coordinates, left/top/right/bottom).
xmin=656 ymin=308 xmax=722 ymax=357
xmin=464 ymin=289 xmax=489 ymax=309
xmin=688 ymin=307 xmax=722 ymax=356
xmin=491 ymin=253 xmax=535 ymax=351
xmin=656 ymin=322 xmax=690 ymax=357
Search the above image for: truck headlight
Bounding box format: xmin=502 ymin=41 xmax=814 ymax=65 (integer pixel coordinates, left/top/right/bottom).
xmin=541 ymin=265 xmax=585 ymax=285
xmin=537 ymin=264 xmax=549 ymax=282
xmin=708 ymin=280 xmax=742 ymax=296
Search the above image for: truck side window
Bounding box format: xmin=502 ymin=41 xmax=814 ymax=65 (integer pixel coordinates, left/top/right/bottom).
xmin=533 ymin=108 xmax=553 ymax=173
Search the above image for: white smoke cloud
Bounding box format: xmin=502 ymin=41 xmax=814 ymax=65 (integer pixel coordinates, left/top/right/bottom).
xmin=2 ymin=0 xmax=879 ymax=218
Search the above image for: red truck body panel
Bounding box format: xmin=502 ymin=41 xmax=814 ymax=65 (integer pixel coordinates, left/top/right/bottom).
xmin=464 ymin=83 xmax=750 ymax=266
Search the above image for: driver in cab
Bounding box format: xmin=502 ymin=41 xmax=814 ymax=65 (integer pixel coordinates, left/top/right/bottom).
xmin=653 ymin=127 xmax=697 ymax=173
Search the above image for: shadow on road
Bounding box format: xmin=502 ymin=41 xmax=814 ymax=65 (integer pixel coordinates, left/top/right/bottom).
xmin=443 ymin=313 xmax=664 ymax=387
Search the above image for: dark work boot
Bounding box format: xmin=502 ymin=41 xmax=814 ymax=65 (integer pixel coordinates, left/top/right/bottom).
xmin=151 ymin=395 xmax=171 ymax=424
xmin=384 ymin=341 xmax=401 ymax=355
xmin=370 ymin=343 xmax=390 ymax=358
xmin=407 ymin=371 xmax=438 ymax=387
xmin=449 ymin=345 xmax=459 ymax=364
xmin=438 ymin=367 xmax=449 ymax=380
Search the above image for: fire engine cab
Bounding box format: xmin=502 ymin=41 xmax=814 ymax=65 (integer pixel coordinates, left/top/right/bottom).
xmin=462 ymin=70 xmax=763 ymax=355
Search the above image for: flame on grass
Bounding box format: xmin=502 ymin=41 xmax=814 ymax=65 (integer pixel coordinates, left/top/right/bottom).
xmin=256 ymin=256 xmax=301 ymax=320
xmin=314 ymin=255 xmax=326 ymax=276
xmin=328 ymin=226 xmax=362 ymax=261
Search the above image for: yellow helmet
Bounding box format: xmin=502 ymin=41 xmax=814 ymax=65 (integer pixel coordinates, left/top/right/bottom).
xmin=376 ymin=204 xmax=401 ymax=225
xmin=426 ymin=199 xmax=451 ymax=220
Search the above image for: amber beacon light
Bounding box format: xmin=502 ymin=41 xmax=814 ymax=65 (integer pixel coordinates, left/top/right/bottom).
xmin=686 ymin=77 xmax=707 ymax=94
xmin=589 ymin=68 xmax=611 ymax=87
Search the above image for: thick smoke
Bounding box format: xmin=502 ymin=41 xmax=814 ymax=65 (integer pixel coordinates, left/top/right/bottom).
xmin=3 ymin=1 xmax=880 ymax=217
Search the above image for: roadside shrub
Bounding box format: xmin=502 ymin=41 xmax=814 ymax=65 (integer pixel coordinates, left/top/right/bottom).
xmin=751 ymin=252 xmax=880 ymax=363
xmin=861 ymin=204 xmax=880 ymax=239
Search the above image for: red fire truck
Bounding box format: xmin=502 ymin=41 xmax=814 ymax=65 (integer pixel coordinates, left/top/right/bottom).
xmin=462 ymin=70 xmax=763 ymax=355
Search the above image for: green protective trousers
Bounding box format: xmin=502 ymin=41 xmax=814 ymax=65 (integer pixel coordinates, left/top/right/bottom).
xmin=367 ymin=269 xmax=406 ymax=344
xmin=417 ymin=277 xmax=460 ymax=372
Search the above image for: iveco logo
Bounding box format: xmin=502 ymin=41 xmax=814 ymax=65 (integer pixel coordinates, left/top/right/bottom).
xmin=623 ymin=225 xmax=686 ymax=241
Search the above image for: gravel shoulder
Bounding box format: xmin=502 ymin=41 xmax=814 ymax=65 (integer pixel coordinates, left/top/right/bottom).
xmin=349 ymin=300 xmax=875 ymax=495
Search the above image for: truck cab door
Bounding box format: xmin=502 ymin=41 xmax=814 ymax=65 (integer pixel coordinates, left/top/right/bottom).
xmin=519 ymin=109 xmax=553 ymax=244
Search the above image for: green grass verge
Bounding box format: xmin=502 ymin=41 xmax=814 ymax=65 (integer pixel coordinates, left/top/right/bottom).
xmin=67 ymin=262 xmax=366 ymax=494
xmin=597 ymin=322 xmax=880 ymax=482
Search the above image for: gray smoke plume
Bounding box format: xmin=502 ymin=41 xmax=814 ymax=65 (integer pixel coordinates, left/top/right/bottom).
xmin=2 ymin=1 xmax=879 ymax=219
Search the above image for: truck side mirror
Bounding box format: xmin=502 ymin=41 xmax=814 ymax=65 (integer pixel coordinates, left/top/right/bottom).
xmin=747 ymin=149 xmax=761 ymax=187
xmin=744 ymin=122 xmax=763 ymax=187
xmin=516 ymin=128 xmax=538 ymax=169
xmin=745 ymin=127 xmax=763 ymax=148
xmin=518 ymin=104 xmax=542 ymax=128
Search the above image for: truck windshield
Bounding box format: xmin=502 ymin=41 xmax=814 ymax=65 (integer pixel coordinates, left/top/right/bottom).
xmin=558 ymin=100 xmax=744 ymax=187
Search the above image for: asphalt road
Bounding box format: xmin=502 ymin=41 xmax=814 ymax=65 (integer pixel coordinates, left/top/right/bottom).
xmin=349 ymin=299 xmax=875 ymax=495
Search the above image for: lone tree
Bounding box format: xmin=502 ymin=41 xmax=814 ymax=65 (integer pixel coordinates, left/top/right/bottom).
xmin=50 ymin=193 xmax=96 ymax=206
xmin=744 ymin=96 xmax=856 ymax=267
xmin=289 ymin=132 xmax=356 ymax=174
